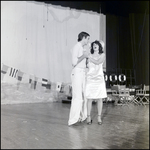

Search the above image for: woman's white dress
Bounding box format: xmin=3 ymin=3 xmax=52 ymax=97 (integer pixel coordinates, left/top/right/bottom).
xmin=85 ymin=54 xmax=107 ymax=99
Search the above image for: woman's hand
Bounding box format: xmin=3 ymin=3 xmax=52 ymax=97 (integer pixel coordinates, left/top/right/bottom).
xmin=83 ymin=51 xmax=90 ymax=58
xmin=88 ymin=55 xmax=92 ymax=61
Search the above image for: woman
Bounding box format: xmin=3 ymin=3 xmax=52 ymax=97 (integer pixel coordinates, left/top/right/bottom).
xmin=85 ymin=40 xmax=107 ymax=125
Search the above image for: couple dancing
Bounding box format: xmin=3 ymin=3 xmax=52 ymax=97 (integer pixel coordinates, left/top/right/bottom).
xmin=68 ymin=31 xmax=107 ymax=126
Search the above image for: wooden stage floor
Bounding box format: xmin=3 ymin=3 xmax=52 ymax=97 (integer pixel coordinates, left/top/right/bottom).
xmin=1 ymin=101 xmax=149 ymax=149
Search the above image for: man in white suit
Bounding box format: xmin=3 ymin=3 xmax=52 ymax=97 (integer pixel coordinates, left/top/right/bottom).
xmin=68 ymin=31 xmax=90 ymax=126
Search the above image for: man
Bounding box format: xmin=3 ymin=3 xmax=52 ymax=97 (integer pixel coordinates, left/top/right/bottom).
xmin=68 ymin=31 xmax=90 ymax=126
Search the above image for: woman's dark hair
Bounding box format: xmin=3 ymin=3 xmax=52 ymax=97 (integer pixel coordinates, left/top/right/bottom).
xmin=90 ymin=40 xmax=103 ymax=54
xmin=77 ymin=32 xmax=90 ymax=42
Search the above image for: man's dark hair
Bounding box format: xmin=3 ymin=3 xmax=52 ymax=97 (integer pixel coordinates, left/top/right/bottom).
xmin=77 ymin=32 xmax=90 ymax=42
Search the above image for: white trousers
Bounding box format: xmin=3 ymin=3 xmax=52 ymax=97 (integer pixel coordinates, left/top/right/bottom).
xmin=68 ymin=67 xmax=87 ymax=126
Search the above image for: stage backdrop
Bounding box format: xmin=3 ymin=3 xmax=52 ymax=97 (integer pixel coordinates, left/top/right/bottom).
xmin=1 ymin=1 xmax=106 ymax=84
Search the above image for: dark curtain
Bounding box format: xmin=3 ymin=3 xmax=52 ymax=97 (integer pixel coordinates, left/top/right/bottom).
xmin=106 ymin=13 xmax=149 ymax=86
xmin=106 ymin=14 xmax=118 ymax=71
xmin=129 ymin=13 xmax=149 ymax=86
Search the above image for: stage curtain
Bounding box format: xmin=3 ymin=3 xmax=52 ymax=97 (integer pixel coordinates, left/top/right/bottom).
xmin=1 ymin=1 xmax=105 ymax=83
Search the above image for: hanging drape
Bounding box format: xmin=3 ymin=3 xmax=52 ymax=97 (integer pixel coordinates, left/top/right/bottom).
xmin=129 ymin=13 xmax=149 ymax=85
xmin=106 ymin=13 xmax=149 ymax=86
xmin=1 ymin=1 xmax=105 ymax=83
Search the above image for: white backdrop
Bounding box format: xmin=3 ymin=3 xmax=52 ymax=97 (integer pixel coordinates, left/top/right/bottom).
xmin=1 ymin=1 xmax=106 ymax=84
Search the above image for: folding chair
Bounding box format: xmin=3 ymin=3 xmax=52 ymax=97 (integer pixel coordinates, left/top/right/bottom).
xmin=111 ymin=85 xmax=119 ymax=105
xmin=135 ymin=84 xmax=149 ymax=106
xmin=119 ymin=85 xmax=137 ymax=106
xmin=118 ymin=88 xmax=130 ymax=107
xmin=133 ymin=84 xmax=142 ymax=105
xmin=128 ymin=88 xmax=138 ymax=105
xmin=142 ymin=85 xmax=149 ymax=105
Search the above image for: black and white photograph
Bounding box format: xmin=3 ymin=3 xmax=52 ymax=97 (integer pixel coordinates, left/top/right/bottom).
xmin=1 ymin=1 xmax=149 ymax=149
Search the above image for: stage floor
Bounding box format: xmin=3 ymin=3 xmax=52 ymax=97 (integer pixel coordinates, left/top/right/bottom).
xmin=1 ymin=102 xmax=149 ymax=149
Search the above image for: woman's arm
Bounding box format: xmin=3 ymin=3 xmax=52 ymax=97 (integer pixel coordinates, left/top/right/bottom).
xmin=72 ymin=51 xmax=89 ymax=67
xmin=77 ymin=51 xmax=89 ymax=65
xmin=89 ymin=53 xmax=106 ymax=65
